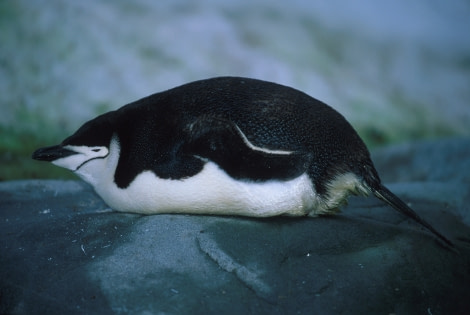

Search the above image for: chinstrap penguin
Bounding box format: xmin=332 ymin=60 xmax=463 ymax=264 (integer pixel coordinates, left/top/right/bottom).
xmin=32 ymin=76 xmax=452 ymax=246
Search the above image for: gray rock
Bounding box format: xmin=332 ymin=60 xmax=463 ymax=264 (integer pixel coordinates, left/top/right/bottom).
xmin=1 ymin=138 xmax=470 ymax=314
xmin=372 ymin=137 xmax=470 ymax=226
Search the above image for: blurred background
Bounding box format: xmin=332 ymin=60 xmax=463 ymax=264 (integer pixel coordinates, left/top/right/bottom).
xmin=1 ymin=0 xmax=469 ymax=181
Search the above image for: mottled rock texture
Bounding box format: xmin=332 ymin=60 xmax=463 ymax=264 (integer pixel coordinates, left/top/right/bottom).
xmin=1 ymin=138 xmax=469 ymax=314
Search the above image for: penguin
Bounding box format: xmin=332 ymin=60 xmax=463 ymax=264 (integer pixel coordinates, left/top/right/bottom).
xmin=32 ymin=76 xmax=452 ymax=246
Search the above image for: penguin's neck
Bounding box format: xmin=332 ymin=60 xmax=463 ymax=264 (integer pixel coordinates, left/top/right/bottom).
xmin=74 ymin=135 xmax=120 ymax=188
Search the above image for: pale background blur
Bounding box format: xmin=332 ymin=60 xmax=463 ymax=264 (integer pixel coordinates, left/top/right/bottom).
xmin=1 ymin=0 xmax=469 ymax=180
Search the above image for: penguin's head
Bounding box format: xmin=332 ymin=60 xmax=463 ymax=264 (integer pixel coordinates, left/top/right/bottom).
xmin=32 ymin=112 xmax=117 ymax=185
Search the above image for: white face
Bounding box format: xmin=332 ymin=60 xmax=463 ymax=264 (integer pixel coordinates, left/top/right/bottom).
xmin=52 ymin=145 xmax=109 ymax=185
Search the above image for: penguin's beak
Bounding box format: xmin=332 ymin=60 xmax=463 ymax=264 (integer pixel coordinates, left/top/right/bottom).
xmin=32 ymin=145 xmax=78 ymax=162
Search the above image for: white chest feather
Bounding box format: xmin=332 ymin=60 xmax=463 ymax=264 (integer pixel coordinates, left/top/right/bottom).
xmin=73 ymin=136 xmax=367 ymax=217
xmin=72 ymin=136 xmax=321 ymax=216
xmin=96 ymin=162 xmax=318 ymax=216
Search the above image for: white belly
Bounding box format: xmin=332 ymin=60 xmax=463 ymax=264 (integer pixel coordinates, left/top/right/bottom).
xmin=95 ymin=161 xmax=319 ymax=217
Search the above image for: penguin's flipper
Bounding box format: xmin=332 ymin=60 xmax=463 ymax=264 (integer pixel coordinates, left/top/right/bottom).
xmin=184 ymin=116 xmax=311 ymax=182
xmin=372 ymin=184 xmax=454 ymax=247
xmin=113 ymin=134 xmax=205 ymax=188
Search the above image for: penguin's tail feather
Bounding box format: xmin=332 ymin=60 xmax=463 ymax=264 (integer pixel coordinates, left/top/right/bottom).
xmin=371 ymin=184 xmax=454 ymax=248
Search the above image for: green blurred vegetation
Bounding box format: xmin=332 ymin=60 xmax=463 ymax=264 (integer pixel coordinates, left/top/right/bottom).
xmin=0 ymin=125 xmax=77 ymax=181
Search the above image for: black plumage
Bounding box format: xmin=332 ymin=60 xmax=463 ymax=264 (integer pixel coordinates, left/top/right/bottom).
xmin=33 ymin=77 xmax=453 ymax=247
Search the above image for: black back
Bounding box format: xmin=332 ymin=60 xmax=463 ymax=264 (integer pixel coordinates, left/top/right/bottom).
xmin=62 ymin=77 xmax=379 ymax=192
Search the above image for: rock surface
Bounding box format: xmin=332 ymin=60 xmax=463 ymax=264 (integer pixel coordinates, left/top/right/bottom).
xmin=1 ymin=138 xmax=470 ymax=314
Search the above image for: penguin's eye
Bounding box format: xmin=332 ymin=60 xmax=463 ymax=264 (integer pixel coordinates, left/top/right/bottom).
xmin=88 ymin=147 xmax=108 ymax=157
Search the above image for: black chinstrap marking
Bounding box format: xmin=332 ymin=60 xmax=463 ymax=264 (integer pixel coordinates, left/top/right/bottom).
xmin=75 ymin=152 xmax=110 ymax=172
